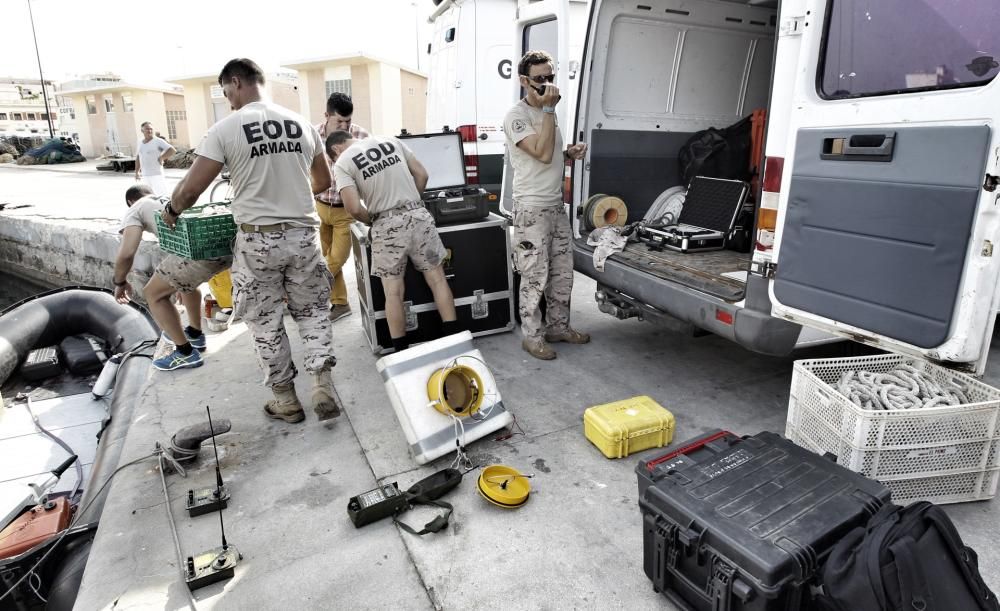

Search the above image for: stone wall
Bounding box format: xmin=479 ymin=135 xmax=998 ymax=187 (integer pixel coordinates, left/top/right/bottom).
xmin=0 ymin=216 xmax=164 ymax=302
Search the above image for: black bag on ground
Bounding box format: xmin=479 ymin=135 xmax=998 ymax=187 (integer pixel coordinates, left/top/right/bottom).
xmin=821 ymin=501 xmax=999 ymax=611
xmin=678 ymin=115 xmax=753 ymax=186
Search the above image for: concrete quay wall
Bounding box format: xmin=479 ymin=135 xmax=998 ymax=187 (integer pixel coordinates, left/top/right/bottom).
xmin=0 ymin=215 xmax=163 ymax=301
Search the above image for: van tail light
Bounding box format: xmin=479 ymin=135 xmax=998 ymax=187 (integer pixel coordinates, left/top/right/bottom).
xmin=755 ymin=156 xmax=784 ymax=253
xmin=761 ymin=156 xmax=783 ymax=193
xmin=457 ymin=124 xmax=479 ymax=184
xmin=563 ymin=161 xmax=573 ymax=204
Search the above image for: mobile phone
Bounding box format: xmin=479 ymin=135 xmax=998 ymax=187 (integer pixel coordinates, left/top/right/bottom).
xmin=532 ymin=84 xmax=561 ymax=103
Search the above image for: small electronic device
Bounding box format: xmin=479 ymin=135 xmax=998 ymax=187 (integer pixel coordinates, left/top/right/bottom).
xmin=348 ymin=482 xmax=408 ymax=527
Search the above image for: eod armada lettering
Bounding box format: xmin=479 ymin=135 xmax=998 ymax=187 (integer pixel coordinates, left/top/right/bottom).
xmin=352 ymin=141 xmax=403 ymax=179
xmin=242 ymin=119 xmax=305 ymax=159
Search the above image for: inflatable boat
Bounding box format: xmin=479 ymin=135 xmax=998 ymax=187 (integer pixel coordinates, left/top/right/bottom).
xmin=0 ymin=287 xmax=157 ymax=609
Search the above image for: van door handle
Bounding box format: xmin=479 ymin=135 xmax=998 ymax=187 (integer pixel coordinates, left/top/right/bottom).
xmin=822 ymin=132 xmax=896 ymax=161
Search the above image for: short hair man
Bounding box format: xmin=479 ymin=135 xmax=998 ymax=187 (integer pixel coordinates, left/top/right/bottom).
xmin=503 ymin=50 xmax=589 ymax=360
xmin=164 ymin=58 xmax=341 ymax=424
xmin=328 ymin=130 xmax=459 ymax=352
xmin=135 ymin=122 xmax=175 ymax=196
xmin=314 ymin=92 xmax=369 ymax=322
xmin=113 ymin=184 xmax=232 ymax=370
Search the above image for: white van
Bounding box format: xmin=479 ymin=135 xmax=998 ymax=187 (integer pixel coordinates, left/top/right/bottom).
xmin=510 ymin=0 xmax=1000 ymax=374
xmin=426 ymin=0 xmax=588 ymax=199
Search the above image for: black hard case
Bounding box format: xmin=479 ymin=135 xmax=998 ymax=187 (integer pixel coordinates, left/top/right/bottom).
xmin=351 ymin=213 xmax=514 ymax=354
xmin=20 ymin=346 xmax=62 ymax=381
xmin=636 ymin=430 xmax=891 ymax=611
xmin=398 ymin=131 xmax=490 ymax=225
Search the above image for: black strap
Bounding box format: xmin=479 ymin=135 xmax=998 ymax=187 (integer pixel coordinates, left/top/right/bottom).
xmin=865 ymin=510 xmax=900 ymax=609
xmin=890 ymin=536 xmax=932 ymax=611
xmin=393 ymin=499 xmax=453 ymax=536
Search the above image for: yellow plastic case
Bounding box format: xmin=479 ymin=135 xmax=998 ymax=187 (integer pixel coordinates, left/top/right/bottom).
xmin=584 ymin=396 xmax=675 ymax=459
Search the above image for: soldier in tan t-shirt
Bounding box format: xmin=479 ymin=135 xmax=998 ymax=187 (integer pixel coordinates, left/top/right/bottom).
xmin=503 ymin=50 xmax=589 ymax=361
xmin=330 ymin=131 xmax=458 ymax=353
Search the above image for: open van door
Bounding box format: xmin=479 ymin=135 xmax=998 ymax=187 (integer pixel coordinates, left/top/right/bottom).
xmin=499 ymin=0 xmax=573 ymax=216
xmin=769 ymin=0 xmax=1000 ymax=374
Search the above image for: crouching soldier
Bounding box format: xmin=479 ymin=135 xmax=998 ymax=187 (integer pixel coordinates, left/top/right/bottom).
xmin=327 ymin=130 xmax=459 ymax=352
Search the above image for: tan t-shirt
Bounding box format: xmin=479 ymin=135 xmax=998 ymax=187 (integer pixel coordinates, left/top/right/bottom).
xmin=333 ymin=136 xmax=421 ymax=216
xmin=120 ymin=195 xmax=167 ymax=236
xmin=503 ymin=100 xmax=564 ymax=208
xmin=195 ymin=100 xmax=324 ymax=226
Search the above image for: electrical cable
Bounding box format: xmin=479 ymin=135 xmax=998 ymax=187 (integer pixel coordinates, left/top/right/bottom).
xmin=0 ymin=452 xmax=157 ymax=603
xmin=156 ymin=446 xmax=198 ymax=611
xmin=17 ymin=394 xmax=84 ymax=503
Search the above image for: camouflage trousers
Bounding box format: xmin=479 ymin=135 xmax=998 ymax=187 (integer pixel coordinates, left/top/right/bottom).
xmin=231 ymin=226 xmax=336 ymax=387
xmin=512 ymin=203 xmax=573 ymax=340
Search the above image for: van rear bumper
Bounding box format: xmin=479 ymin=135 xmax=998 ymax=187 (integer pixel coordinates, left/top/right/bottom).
xmin=573 ymin=247 xmax=800 ymax=356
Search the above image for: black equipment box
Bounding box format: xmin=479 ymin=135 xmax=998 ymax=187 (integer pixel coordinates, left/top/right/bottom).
xmin=639 ymin=176 xmax=749 ymax=253
xmin=20 ymin=346 xmax=63 ymax=381
xmin=58 ymin=335 xmax=108 ymax=375
xmin=399 ymin=131 xmax=490 ymax=225
xmin=351 ymin=213 xmax=514 ymax=354
xmin=636 ymin=430 xmax=891 ymax=611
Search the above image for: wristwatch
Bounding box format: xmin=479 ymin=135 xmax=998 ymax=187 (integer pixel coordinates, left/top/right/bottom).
xmin=163 ymin=201 xmax=181 ymax=217
xmin=113 ymin=278 xmax=127 ymax=287
xmin=542 ymin=105 xmax=555 ymax=114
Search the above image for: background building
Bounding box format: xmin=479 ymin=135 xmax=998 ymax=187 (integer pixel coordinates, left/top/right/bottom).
xmin=0 ymin=77 xmax=59 ymax=138
xmin=169 ymin=71 xmax=300 ymax=149
xmin=281 ymin=53 xmax=426 ymax=135
xmin=60 ymin=80 xmax=188 ymax=158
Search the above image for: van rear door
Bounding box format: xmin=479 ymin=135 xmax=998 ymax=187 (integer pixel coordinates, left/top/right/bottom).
xmin=769 ymin=0 xmax=1000 ymax=373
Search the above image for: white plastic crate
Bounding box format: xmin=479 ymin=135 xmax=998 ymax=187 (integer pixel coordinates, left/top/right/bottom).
xmin=785 ymin=353 xmax=1000 ymax=504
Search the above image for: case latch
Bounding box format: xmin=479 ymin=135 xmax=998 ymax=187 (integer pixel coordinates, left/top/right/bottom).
xmin=471 ymin=289 xmax=489 ymax=320
xmin=709 ymin=557 xmax=737 ymax=611
xmin=404 ymin=301 xmax=418 ymax=331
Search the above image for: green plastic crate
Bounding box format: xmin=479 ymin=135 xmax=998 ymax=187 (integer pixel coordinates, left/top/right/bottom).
xmin=155 ymin=202 xmax=236 ymax=260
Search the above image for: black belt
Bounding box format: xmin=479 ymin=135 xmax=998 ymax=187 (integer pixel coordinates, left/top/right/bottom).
xmin=316 ymin=199 xmax=344 ymax=208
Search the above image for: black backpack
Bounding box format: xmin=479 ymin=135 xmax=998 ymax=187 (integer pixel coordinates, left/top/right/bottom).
xmin=821 ymin=501 xmax=998 ymax=611
xmin=677 ymin=115 xmax=753 ymax=186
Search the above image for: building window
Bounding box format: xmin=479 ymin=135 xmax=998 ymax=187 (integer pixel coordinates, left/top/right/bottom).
xmin=86 ymin=95 xmax=97 ymax=114
xmin=210 ymin=85 xmax=224 ymax=99
xmin=122 ymin=93 xmax=134 ymax=112
xmin=61 ymin=106 xmax=75 ymax=120
xmin=324 ymin=79 xmax=352 ymax=98
xmin=12 ymin=112 xmax=23 ymax=120
xmin=0 ymin=113 xmax=7 ymax=120
xmin=103 ymin=94 xmax=114 ymax=112
xmin=165 ymin=110 xmax=187 ymax=140
xmin=27 ymin=113 xmax=36 ymax=120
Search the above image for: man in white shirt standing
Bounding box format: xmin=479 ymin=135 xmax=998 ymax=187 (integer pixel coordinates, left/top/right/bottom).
xmin=135 ymin=121 xmax=175 ymax=196
xmin=166 ymin=58 xmax=341 ymax=424
xmin=503 ymin=50 xmax=589 ymax=360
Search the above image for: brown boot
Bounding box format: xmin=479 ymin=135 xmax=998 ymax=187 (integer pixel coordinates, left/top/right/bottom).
xmin=311 ymin=369 xmax=343 ymax=420
xmin=522 ymin=337 xmax=556 ymax=360
xmin=264 ymin=382 xmax=305 ymax=423
xmin=544 ymin=327 xmax=591 ymax=344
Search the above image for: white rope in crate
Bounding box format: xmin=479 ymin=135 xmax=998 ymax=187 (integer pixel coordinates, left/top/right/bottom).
xmin=836 ymin=363 xmax=970 ymax=411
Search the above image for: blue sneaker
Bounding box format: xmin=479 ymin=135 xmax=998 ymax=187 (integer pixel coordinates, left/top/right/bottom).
xmin=161 ymin=330 xmax=207 ymax=350
xmin=153 ymin=348 xmax=204 ymax=371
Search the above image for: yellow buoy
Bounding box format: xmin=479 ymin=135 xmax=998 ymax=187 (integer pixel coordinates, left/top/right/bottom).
xmin=477 ymin=465 xmax=531 ymax=508
xmin=427 ymin=364 xmax=484 ymax=418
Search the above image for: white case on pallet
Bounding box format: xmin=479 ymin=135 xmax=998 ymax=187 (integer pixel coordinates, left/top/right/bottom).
xmin=785 ymin=353 xmax=1000 ymax=504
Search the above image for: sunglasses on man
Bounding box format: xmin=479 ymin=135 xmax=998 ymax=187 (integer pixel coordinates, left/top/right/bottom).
xmin=524 ymin=74 xmax=556 ymax=84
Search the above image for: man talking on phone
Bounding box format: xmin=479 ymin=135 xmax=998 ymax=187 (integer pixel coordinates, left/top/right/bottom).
xmin=503 ymin=50 xmax=588 ymax=361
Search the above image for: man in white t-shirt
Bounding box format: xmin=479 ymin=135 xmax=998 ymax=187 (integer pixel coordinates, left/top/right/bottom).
xmin=503 ymin=50 xmax=589 ymax=360
xmin=112 ymin=185 xmax=231 ymax=371
xmin=134 ymin=122 xmax=175 ymax=196
xmin=329 ymin=131 xmax=458 ymax=353
xmin=165 ymin=57 xmax=341 ymax=424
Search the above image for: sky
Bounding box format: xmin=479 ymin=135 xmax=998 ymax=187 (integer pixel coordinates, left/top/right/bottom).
xmin=2 ymin=0 xmax=434 ymax=84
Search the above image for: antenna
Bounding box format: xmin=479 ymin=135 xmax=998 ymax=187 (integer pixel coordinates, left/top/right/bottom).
xmin=206 ymin=405 xmax=227 ymax=550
